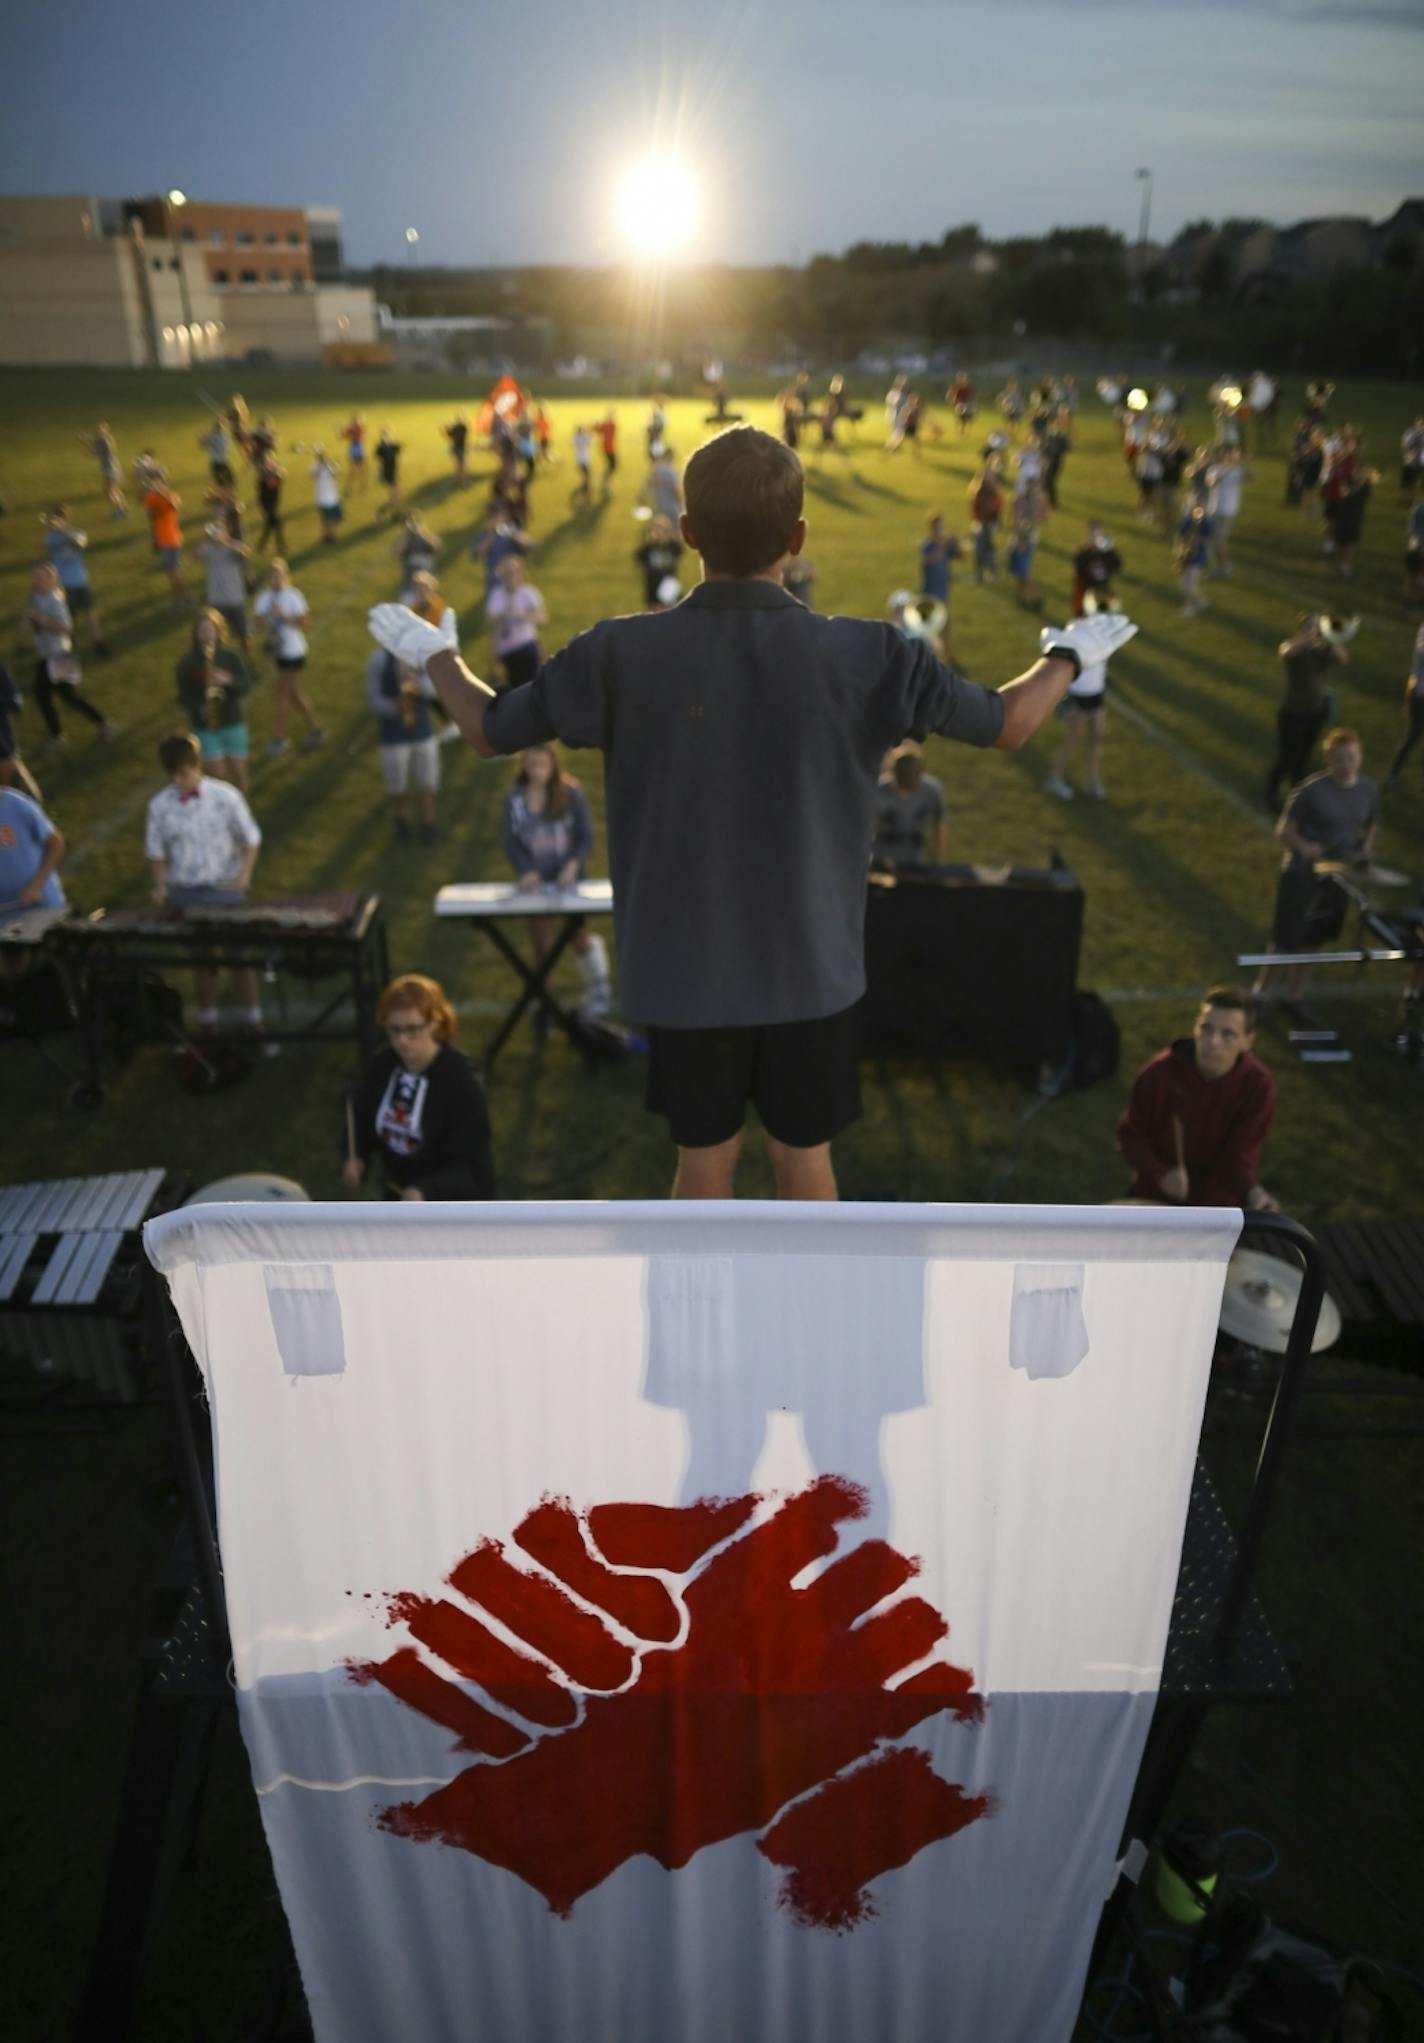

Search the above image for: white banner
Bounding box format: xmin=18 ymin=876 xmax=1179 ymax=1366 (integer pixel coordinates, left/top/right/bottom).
xmin=146 ymin=1200 xmax=1239 ymax=2043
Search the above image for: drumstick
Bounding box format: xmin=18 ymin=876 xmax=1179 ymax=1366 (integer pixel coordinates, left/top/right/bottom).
xmin=1171 ymin=1114 xmax=1187 ymax=1177
xmin=345 ymin=1097 xmax=357 ymax=1169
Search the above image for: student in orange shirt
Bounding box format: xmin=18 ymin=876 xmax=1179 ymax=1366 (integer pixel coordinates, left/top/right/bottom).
xmin=143 ymin=475 xmax=191 ymax=608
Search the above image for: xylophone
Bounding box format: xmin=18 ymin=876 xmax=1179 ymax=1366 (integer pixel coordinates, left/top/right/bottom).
xmin=49 ymin=893 xmax=390 ymax=1103
xmin=0 ymin=1168 xmax=187 ymax=1402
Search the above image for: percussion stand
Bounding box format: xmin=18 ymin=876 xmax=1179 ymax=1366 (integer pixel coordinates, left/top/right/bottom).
xmin=1083 ymin=1210 xmax=1328 ymax=2023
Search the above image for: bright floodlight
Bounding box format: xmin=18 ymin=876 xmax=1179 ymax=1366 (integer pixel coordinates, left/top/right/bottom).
xmin=617 ymin=158 xmax=698 ymax=259
xmin=167 ymin=189 xmax=187 ymax=207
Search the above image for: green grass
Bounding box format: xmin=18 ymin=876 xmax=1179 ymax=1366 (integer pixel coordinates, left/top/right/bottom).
xmin=1 ymin=366 xmax=1421 ymax=1210
xmin=2 ymin=369 xmax=1422 ymax=2040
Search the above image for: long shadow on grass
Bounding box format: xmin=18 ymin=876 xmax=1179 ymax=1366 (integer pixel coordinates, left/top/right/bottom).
xmin=527 ymin=496 xmax=613 ymax=568
xmin=1062 ymin=788 xmax=1265 ymax=968
xmin=805 ymin=473 xmax=868 ymax=516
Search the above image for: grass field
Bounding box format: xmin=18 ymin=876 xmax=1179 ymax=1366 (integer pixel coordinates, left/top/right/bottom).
xmin=1 ymin=366 xmax=1422 ymax=1209
xmin=2 ymin=368 xmax=1422 ymax=2039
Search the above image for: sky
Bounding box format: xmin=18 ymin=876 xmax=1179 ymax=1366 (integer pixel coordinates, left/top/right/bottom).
xmin=0 ymin=0 xmax=1419 ymax=267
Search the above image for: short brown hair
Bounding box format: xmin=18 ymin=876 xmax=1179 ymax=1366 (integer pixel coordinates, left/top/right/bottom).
xmin=158 ymin=732 xmax=201 ymax=774
xmin=376 ymin=974 xmax=457 ymax=1044
xmin=1202 ymin=984 xmax=1255 ymax=1029
xmin=682 ymin=426 xmax=804 ymax=577
xmin=1322 ymin=725 xmax=1360 ymax=754
xmin=891 ymin=745 xmax=925 ymax=791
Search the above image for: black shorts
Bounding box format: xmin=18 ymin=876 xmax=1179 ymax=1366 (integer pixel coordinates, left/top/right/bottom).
xmin=1272 ymin=868 xmax=1347 ymax=951
xmin=1059 ymin=688 xmax=1107 ymax=718
xmin=645 ymin=1003 xmax=862 ymax=1149
xmin=64 ymin=584 xmax=93 ymax=614
xmin=215 ymin=603 xmax=248 ymax=640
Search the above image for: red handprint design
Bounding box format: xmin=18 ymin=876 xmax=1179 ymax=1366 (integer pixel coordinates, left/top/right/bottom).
xmin=349 ymin=1475 xmax=991 ymax=1929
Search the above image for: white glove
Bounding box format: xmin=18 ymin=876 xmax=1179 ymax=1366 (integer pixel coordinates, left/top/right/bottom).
xmin=368 ymin=603 xmax=458 ymax=670
xmin=1039 ymin=613 xmax=1138 ymax=674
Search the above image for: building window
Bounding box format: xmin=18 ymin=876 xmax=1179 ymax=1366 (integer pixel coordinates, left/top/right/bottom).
xmin=209 ymin=228 xmax=225 ymax=247
xmin=287 ymin=232 xmax=302 ymax=247
xmin=240 ymin=268 xmax=258 ymax=284
xmin=180 ymin=226 xmax=197 ymax=242
xmin=170 ymin=258 xmax=180 ymax=271
xmin=214 ymin=268 xmax=230 ymax=284
xmin=264 ymin=232 xmax=278 ymax=246
xmin=267 ymin=268 xmax=283 ymax=284
xmin=235 ymin=231 xmax=254 ymax=247
xmin=290 ymin=271 xmax=306 ymax=288
xmin=151 ymin=257 xmax=163 ymax=271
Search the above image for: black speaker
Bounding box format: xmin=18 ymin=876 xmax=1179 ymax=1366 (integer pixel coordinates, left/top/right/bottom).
xmin=861 ymin=863 xmax=1084 ymax=1067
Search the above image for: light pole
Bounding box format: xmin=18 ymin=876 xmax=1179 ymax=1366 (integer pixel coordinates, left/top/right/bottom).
xmin=404 ymin=226 xmax=420 ymax=269
xmin=1134 ymin=167 xmax=1154 ymax=299
xmin=166 ymin=188 xmax=196 ymax=365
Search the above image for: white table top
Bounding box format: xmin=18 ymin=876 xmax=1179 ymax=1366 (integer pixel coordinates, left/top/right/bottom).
xmin=435 ymin=880 xmax=614 ymax=919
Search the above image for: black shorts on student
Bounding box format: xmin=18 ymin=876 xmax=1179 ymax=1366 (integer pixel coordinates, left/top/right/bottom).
xmin=1272 ymin=867 xmax=1346 ymax=951
xmin=645 ymin=1004 xmax=862 ymax=1149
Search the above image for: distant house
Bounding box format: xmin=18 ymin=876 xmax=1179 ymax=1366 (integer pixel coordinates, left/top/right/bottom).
xmin=1270 ymin=216 xmax=1373 ymax=281
xmin=1371 ymin=197 xmax=1424 ymax=268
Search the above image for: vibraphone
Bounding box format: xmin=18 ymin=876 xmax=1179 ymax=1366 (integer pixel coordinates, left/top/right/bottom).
xmin=50 ymin=892 xmax=389 ymax=1102
xmin=0 ymin=1169 xmax=187 ymax=1403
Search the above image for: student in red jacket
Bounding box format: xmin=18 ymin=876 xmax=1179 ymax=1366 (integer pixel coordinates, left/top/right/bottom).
xmin=1117 ymin=985 xmax=1279 ymax=1209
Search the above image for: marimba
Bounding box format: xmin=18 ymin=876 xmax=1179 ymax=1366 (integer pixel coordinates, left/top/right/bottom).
xmin=49 ymin=893 xmax=390 ymax=1103
xmin=0 ymin=1168 xmax=186 ymax=1402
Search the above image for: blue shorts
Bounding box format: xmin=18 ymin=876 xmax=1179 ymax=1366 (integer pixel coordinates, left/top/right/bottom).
xmin=198 ymin=722 xmax=249 ymax=760
xmin=320 ymin=503 xmax=344 ymax=526
xmin=348 ymin=445 xmax=365 ymax=463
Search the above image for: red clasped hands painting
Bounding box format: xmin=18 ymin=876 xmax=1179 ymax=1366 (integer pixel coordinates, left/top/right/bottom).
xmin=349 ymin=1474 xmax=991 ymax=1929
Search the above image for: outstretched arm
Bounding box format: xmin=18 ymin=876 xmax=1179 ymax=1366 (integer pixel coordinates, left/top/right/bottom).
xmin=992 ymin=655 xmax=1077 ymax=752
xmin=994 ymin=613 xmax=1139 ymax=752
xmin=427 ymin=649 xmax=498 ymax=756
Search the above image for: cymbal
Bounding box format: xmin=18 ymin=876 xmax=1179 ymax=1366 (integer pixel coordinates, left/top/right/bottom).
xmin=1219 ymin=1247 xmax=1341 ymax=1354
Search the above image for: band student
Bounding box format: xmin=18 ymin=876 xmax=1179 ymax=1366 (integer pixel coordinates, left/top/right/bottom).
xmin=1117 ymin=985 xmax=1279 ymax=1211
xmin=370 ymin=425 xmax=1136 ymax=1202
xmin=342 ymin=974 xmax=495 ymax=1202
xmin=1254 ymin=726 xmax=1378 ymax=1007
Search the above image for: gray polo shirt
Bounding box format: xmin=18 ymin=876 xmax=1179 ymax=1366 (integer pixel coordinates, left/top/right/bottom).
xmin=482 ymin=580 xmax=1005 ymax=1027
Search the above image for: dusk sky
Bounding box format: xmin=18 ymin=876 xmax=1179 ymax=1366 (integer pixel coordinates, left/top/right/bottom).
xmin=1 ymin=0 xmax=1419 ymax=267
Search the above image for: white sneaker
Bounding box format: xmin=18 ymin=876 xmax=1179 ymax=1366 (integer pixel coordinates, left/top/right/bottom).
xmin=437 ymin=723 xmax=462 ymax=746
xmin=1044 ymin=773 xmax=1074 ymax=800
xmin=1085 ymin=777 xmax=1107 ymax=799
xmin=264 ymin=737 xmax=290 ymax=759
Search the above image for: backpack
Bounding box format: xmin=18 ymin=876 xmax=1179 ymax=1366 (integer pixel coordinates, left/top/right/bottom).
xmin=1068 ymin=991 xmax=1121 ymax=1089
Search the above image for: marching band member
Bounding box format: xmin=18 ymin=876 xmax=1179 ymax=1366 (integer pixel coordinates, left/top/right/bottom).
xmin=1117 ymin=986 xmax=1279 ymax=1210
xmin=144 ymin=731 xmax=265 ymax=1037
xmin=342 ymin=974 xmax=494 ymax=1201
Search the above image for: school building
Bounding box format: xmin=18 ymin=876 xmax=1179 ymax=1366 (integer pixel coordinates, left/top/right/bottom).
xmin=0 ymin=194 xmax=380 ymax=369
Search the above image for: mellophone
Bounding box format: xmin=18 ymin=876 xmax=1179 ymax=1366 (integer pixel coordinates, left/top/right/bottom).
xmin=46 ymin=893 xmax=390 ymax=1102
xmin=0 ymin=1168 xmax=187 ymax=1403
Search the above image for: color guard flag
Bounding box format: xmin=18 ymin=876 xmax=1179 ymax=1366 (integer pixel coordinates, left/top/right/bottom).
xmin=145 ymin=1199 xmax=1239 ymax=2043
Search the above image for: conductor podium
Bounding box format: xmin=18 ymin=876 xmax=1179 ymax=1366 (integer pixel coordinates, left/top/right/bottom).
xmin=861 ymin=859 xmax=1084 ymax=1068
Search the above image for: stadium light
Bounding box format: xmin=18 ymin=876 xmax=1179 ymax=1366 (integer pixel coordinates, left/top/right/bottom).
xmin=167 ymin=189 xmax=187 ymax=208
xmin=617 ymin=158 xmax=698 ymax=261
